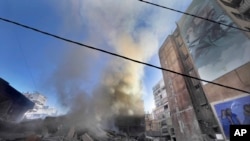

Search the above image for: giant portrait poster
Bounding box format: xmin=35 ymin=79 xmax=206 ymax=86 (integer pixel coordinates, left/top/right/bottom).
xmin=213 ymin=96 xmax=250 ymax=140
xmin=178 ymin=0 xmax=250 ymax=82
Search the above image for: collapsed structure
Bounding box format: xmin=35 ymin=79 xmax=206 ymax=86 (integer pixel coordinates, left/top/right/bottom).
xmin=24 ymin=92 xmax=57 ymax=120
xmin=0 ymin=77 xmax=34 ymax=122
xmin=0 ymin=78 xmax=145 ymax=141
xmin=0 ymin=115 xmax=145 ymax=141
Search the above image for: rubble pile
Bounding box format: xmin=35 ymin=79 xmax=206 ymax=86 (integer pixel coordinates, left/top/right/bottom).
xmin=0 ymin=116 xmax=144 ymax=141
xmin=0 ymin=116 xmax=92 ymax=141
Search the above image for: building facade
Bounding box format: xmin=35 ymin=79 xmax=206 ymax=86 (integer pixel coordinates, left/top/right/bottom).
xmin=145 ymin=113 xmax=162 ymax=141
xmin=159 ymin=34 xmax=208 ymax=141
xmin=0 ymin=78 xmax=34 ymax=122
xmin=152 ymin=79 xmax=175 ymax=141
xmin=25 ymin=92 xmax=46 ymax=109
xmin=216 ymin=0 xmax=250 ymax=38
xmin=24 ymin=92 xmax=57 ymax=120
xmin=159 ymin=0 xmax=250 ymax=141
xmin=145 ymin=113 xmax=154 ymax=131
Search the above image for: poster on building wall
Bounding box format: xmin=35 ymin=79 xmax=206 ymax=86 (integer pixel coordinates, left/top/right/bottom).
xmin=213 ymin=96 xmax=250 ymax=139
xmin=178 ymin=0 xmax=250 ymax=82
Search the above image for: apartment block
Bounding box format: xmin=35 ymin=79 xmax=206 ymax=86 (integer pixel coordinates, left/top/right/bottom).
xmin=159 ymin=0 xmax=250 ymax=141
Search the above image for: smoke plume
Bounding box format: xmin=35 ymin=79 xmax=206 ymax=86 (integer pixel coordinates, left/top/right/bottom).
xmin=46 ymin=0 xmax=173 ymax=136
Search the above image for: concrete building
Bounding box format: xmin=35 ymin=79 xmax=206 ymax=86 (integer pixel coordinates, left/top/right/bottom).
xmin=145 ymin=113 xmax=154 ymax=131
xmin=145 ymin=113 xmax=161 ymax=131
xmin=153 ymin=79 xmax=174 ymax=141
xmin=153 ymin=79 xmax=167 ymax=108
xmin=25 ymin=92 xmax=46 ymax=109
xmin=145 ymin=79 xmax=175 ymax=141
xmin=0 ymin=78 xmax=34 ymax=122
xmin=145 ymin=113 xmax=162 ymax=141
xmin=217 ymin=0 xmax=250 ymax=38
xmin=159 ymin=0 xmax=250 ymax=141
xmin=114 ymin=115 xmax=145 ymax=138
xmin=160 ymin=34 xmax=205 ymax=141
xmin=24 ymin=92 xmax=57 ymax=120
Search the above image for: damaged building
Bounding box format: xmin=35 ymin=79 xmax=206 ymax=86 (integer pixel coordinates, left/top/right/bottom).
xmin=0 ymin=115 xmax=145 ymax=141
xmin=0 ymin=77 xmax=34 ymax=122
xmin=0 ymin=78 xmax=145 ymax=141
xmin=114 ymin=115 xmax=145 ymax=139
xmin=24 ymin=92 xmax=57 ymax=120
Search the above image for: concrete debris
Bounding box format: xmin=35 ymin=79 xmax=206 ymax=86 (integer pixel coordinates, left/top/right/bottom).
xmin=81 ymin=133 xmax=94 ymax=141
xmin=0 ymin=116 xmax=145 ymax=141
xmin=66 ymin=126 xmax=75 ymax=138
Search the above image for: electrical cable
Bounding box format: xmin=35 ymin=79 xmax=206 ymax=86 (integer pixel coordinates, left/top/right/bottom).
xmin=0 ymin=17 xmax=249 ymax=94
xmin=138 ymin=0 xmax=250 ymax=33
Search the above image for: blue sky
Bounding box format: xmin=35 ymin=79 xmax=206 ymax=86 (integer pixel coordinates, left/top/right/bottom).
xmin=0 ymin=0 xmax=192 ymax=114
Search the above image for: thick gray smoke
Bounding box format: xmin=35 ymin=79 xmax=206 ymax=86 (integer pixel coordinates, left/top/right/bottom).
xmin=46 ymin=0 xmax=183 ymax=136
xmin=47 ymin=48 xmax=146 ymax=138
xmin=48 ymin=45 xmax=147 ymax=135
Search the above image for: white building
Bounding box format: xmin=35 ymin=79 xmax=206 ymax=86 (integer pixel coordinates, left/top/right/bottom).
xmin=23 ymin=92 xmax=57 ymax=120
xmin=25 ymin=93 xmax=46 ymax=109
xmin=153 ymin=79 xmax=169 ymax=120
xmin=152 ymin=79 xmax=174 ymax=141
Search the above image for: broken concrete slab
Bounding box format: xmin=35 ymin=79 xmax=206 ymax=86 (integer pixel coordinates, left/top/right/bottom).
xmin=81 ymin=133 xmax=94 ymax=141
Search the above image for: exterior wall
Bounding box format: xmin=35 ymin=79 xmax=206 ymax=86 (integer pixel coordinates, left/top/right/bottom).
xmin=25 ymin=107 xmax=57 ymax=119
xmin=203 ymin=62 xmax=250 ymax=140
xmin=151 ymin=120 xmax=161 ymax=131
xmin=114 ymin=116 xmax=145 ymax=137
xmin=24 ymin=92 xmax=46 ymax=109
xmin=159 ymin=36 xmax=204 ymax=141
xmin=145 ymin=113 xmax=154 ymax=131
xmin=178 ymin=0 xmax=250 ymax=83
xmin=0 ymin=78 xmax=34 ymax=121
xmin=152 ymin=79 xmax=174 ymax=140
xmin=161 ymin=1 xmax=250 ymax=140
xmin=204 ymin=62 xmax=250 ymax=103
xmin=153 ymin=79 xmax=167 ymax=108
xmin=145 ymin=113 xmax=161 ymax=131
xmin=24 ymin=92 xmax=57 ymax=120
xmin=216 ymin=0 xmax=250 ymax=38
xmin=153 ymin=106 xmax=165 ymax=121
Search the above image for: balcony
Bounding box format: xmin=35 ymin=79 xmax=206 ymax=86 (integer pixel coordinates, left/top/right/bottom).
xmin=161 ymin=120 xmax=167 ymax=127
xmin=161 ymin=128 xmax=169 ymax=135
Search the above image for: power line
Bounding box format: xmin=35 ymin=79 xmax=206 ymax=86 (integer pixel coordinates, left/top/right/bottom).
xmin=0 ymin=17 xmax=249 ymax=94
xmin=138 ymin=0 xmax=250 ymax=33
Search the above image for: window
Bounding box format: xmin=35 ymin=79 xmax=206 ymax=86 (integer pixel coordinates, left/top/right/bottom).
xmin=194 ymin=84 xmax=200 ymax=89
xmin=189 ymin=69 xmax=200 ymax=88
xmin=184 ymin=57 xmax=193 ymax=71
xmin=162 ymin=87 xmax=165 ymax=90
xmin=162 ymin=128 xmax=169 ymax=133
xmin=196 ymin=88 xmax=207 ymax=106
xmin=171 ymin=128 xmax=175 ymax=135
xmin=179 ymin=46 xmax=189 ymax=59
xmin=161 ymin=120 xmax=167 ymax=126
xmin=164 ymin=105 xmax=168 ymax=110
